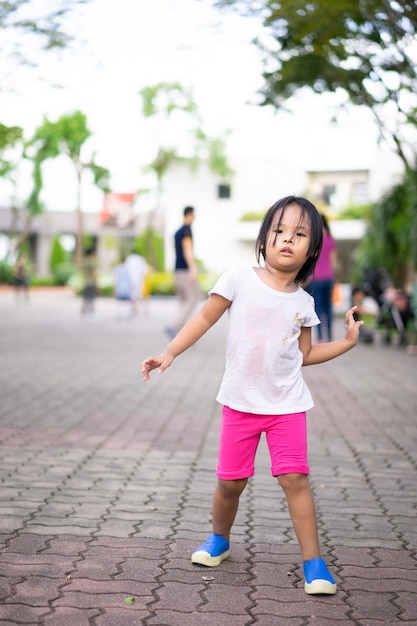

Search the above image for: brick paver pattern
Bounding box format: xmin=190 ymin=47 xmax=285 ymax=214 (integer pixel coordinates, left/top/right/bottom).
xmin=0 ymin=290 xmax=416 ymax=625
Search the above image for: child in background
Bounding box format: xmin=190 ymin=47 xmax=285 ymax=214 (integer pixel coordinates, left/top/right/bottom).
xmin=13 ymin=253 xmax=31 ymax=301
xmin=141 ymin=195 xmax=363 ymax=595
xmin=113 ymin=257 xmax=132 ymax=320
xmin=81 ymin=247 xmax=98 ymax=315
xmin=125 ymin=252 xmax=147 ymax=317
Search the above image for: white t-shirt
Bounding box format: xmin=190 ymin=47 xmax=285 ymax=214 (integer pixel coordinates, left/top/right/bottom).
xmin=125 ymin=254 xmax=147 ymax=295
xmin=209 ymin=266 xmax=320 ymax=415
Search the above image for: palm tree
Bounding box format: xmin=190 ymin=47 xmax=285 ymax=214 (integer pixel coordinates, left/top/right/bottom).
xmin=26 ymin=111 xmax=110 ymax=266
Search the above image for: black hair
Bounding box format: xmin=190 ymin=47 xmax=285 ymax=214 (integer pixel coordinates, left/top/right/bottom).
xmin=321 ymin=213 xmax=331 ymax=235
xmin=183 ymin=206 xmax=195 ymax=217
xmin=255 ymin=195 xmax=323 ymax=285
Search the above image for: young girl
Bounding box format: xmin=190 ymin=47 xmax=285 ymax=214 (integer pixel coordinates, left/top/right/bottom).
xmin=141 ymin=196 xmax=363 ymax=595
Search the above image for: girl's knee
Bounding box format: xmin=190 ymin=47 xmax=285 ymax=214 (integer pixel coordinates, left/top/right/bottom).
xmin=217 ymin=478 xmax=247 ymax=498
xmin=277 ymin=473 xmax=309 ymax=493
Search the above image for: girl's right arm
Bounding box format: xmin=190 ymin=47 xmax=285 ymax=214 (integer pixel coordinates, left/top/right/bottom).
xmin=141 ymin=293 xmax=231 ymax=380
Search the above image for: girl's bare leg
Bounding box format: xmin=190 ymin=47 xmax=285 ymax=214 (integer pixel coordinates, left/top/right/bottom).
xmin=212 ymin=478 xmax=248 ymax=540
xmin=278 ymin=473 xmax=320 ymax=562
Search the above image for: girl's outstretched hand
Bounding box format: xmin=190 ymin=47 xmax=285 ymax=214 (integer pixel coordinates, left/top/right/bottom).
xmin=344 ymin=305 xmax=364 ymax=346
xmin=141 ymin=351 xmax=174 ymax=381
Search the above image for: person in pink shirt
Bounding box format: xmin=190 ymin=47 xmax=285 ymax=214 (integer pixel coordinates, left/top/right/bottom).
xmin=306 ymin=214 xmax=336 ymax=341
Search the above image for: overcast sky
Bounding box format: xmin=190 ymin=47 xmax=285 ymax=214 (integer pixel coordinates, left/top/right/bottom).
xmin=1 ymin=0 xmax=390 ymax=212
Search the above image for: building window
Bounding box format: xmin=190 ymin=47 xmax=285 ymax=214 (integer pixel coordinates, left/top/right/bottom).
xmin=322 ymin=185 xmax=336 ymax=205
xmin=218 ymin=184 xmax=231 ymax=199
xmin=352 ymin=182 xmax=369 ymax=204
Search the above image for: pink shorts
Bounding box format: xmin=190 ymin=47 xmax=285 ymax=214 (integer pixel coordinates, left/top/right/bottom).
xmin=216 ymin=406 xmax=309 ymax=480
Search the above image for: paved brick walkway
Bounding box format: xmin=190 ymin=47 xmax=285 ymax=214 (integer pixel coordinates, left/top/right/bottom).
xmin=0 ymin=288 xmax=416 ymax=625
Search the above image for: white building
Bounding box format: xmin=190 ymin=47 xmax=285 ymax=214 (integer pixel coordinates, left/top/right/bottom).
xmin=160 ymin=155 xmax=306 ymax=274
xmin=0 ymin=146 xmax=404 ymax=281
xmin=157 ymin=149 xmax=404 ymax=278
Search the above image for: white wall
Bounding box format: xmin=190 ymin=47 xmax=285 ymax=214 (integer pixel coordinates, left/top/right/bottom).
xmin=368 ymin=148 xmax=404 ymax=202
xmin=162 ymin=156 xmax=307 ymax=273
xmin=154 ymin=147 xmax=405 ymax=275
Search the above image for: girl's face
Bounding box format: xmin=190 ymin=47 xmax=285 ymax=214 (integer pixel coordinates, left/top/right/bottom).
xmin=264 ymin=203 xmax=311 ymax=273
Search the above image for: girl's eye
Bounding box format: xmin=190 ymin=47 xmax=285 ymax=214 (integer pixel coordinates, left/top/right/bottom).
xmin=296 ymin=232 xmax=306 ymax=237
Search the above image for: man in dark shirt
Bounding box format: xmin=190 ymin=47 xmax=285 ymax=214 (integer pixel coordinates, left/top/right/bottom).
xmin=166 ymin=206 xmax=201 ymax=338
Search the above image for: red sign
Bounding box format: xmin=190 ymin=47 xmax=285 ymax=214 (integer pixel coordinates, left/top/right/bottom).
xmin=100 ymin=192 xmax=136 ymax=227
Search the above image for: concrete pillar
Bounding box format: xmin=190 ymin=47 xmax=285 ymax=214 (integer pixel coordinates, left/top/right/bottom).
xmin=36 ymin=233 xmax=53 ymax=276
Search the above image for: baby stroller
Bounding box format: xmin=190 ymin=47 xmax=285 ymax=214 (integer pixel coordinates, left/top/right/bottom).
xmin=361 ymin=268 xmax=415 ymax=347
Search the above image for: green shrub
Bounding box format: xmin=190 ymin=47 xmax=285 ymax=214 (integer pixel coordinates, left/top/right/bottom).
xmin=198 ymin=272 xmax=219 ymax=295
xmin=67 ymin=271 xmax=115 ymax=296
xmin=67 ymin=270 xmax=219 ymax=297
xmin=30 ymin=275 xmax=56 ymax=287
xmin=97 ymin=272 xmax=115 ymax=296
xmin=240 ymin=211 xmax=265 ymax=222
xmin=49 ymin=236 xmax=68 ymax=274
xmin=0 ymin=261 xmax=14 ymax=284
xmin=53 ymin=262 xmax=76 ymax=286
xmin=134 ymin=228 xmax=165 ymax=271
xmin=147 ymin=272 xmax=175 ymax=295
xmin=67 ymin=272 xmax=83 ymax=293
xmin=336 ymin=204 xmax=373 ymax=221
xmin=146 ymin=271 xmax=219 ymax=296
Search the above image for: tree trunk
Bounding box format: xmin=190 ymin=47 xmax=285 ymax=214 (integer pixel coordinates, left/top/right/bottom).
xmin=75 ymin=165 xmax=84 ymax=268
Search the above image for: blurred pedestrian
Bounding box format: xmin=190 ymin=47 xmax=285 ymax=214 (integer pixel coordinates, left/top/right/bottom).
xmin=81 ymin=247 xmax=98 ymax=316
xmin=142 ymin=195 xmax=364 ymax=596
xmin=13 ymin=253 xmax=30 ymax=301
xmin=113 ymin=256 xmax=132 ymax=320
xmin=306 ymin=214 xmax=336 ymax=341
xmin=165 ymin=205 xmax=201 ymax=338
xmin=125 ymin=251 xmax=147 ymax=317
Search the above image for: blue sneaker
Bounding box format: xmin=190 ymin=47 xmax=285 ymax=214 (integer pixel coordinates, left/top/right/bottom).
xmin=191 ymin=533 xmax=230 ymax=567
xmin=304 ymin=557 xmax=337 ymax=595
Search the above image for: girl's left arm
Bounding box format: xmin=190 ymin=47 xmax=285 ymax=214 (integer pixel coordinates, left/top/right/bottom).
xmin=300 ymin=306 xmax=364 ymax=366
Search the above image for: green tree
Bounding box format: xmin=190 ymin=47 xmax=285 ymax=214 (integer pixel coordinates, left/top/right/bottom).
xmin=139 ymin=81 xmax=234 ymax=196
xmin=354 ymin=165 xmax=417 ymax=288
xmin=0 ymin=122 xmax=33 ymax=254
xmin=0 ymin=123 xmax=23 ymax=177
xmin=1 ymin=0 xmax=89 ymax=80
xmin=26 ymin=111 xmax=110 ymax=266
xmin=133 ymin=227 xmax=164 ymax=272
xmin=48 ymin=234 xmax=76 ymax=285
xmin=49 ymin=234 xmax=67 ymax=273
xmin=213 ymin=0 xmax=417 ymax=168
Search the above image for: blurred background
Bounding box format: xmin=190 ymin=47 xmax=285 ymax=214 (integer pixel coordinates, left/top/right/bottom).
xmin=0 ymin=0 xmax=416 ymax=343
